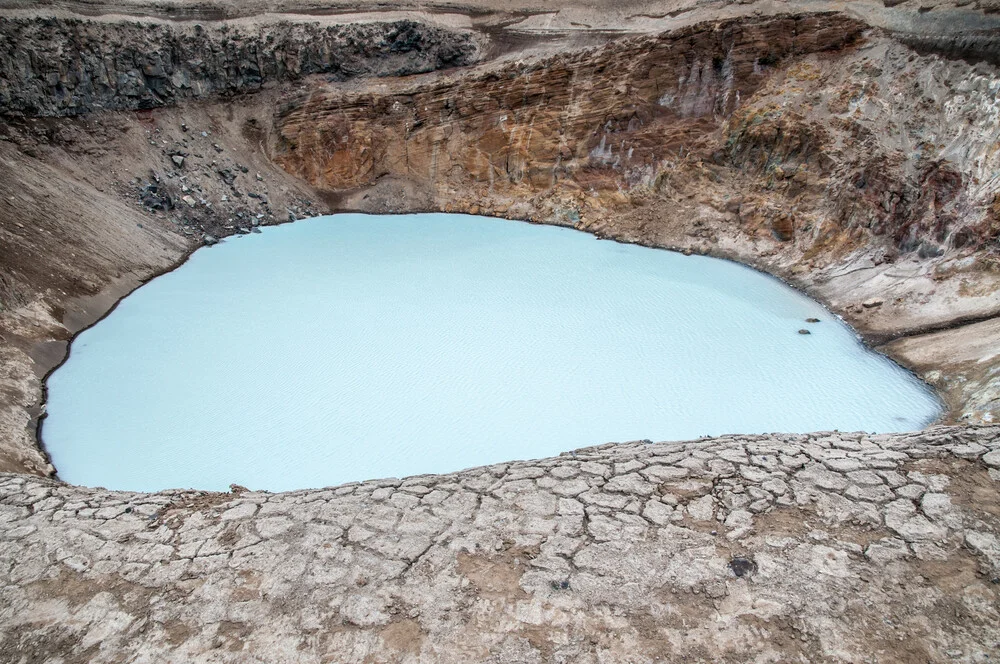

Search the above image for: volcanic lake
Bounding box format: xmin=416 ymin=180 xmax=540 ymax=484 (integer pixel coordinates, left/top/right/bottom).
xmin=42 ymin=213 xmax=942 ymax=492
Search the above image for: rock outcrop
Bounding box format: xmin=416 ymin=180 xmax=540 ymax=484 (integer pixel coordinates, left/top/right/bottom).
xmin=275 ymin=14 xmax=864 ymax=194
xmin=273 ymin=14 xmax=1000 ymax=263
xmin=0 ymin=17 xmax=478 ymax=116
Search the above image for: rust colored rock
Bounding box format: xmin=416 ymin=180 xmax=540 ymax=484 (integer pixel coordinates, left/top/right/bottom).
xmin=274 ymin=15 xmax=866 ymax=197
xmin=772 ymin=215 xmax=795 ymax=241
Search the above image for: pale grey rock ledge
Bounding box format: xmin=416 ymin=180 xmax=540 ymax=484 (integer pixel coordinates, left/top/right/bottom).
xmin=1 ymin=425 xmax=998 ymax=663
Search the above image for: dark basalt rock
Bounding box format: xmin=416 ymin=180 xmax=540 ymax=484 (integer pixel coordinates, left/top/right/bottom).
xmin=728 ymin=556 xmax=758 ymax=578
xmin=896 ymin=29 xmax=1000 ymax=67
xmin=0 ymin=17 xmax=480 ymax=117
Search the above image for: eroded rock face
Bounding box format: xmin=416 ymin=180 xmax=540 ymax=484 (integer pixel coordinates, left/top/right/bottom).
xmin=275 ymin=14 xmax=865 ymax=194
xmin=897 ymin=28 xmax=1000 ymax=66
xmin=273 ymin=13 xmax=1000 ymax=263
xmin=724 ymin=39 xmax=1000 ymax=257
xmin=0 ymin=17 xmax=479 ymax=116
xmin=0 ymin=426 xmax=997 ymax=662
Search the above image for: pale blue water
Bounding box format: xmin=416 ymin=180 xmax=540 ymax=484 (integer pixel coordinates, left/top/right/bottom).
xmin=43 ymin=213 xmax=941 ymax=492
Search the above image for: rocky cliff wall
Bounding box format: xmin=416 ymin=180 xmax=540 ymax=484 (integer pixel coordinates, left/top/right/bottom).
xmin=0 ymin=17 xmax=479 ymax=116
xmin=273 ymin=13 xmax=1000 ymax=262
xmin=899 ymin=30 xmax=1000 ymax=66
xmin=274 ymin=14 xmax=864 ymax=195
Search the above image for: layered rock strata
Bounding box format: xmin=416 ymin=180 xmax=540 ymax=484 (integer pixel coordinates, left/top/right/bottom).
xmin=275 ymin=14 xmax=865 ymax=192
xmin=274 ymin=16 xmax=1000 ymax=272
xmin=1 ymin=426 xmax=997 ymax=662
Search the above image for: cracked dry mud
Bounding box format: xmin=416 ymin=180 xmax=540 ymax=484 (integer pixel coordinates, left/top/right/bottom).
xmin=2 ymin=426 xmax=999 ymax=662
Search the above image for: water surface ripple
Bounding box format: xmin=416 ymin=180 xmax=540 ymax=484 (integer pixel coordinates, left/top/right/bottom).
xmin=43 ymin=214 xmax=941 ymax=491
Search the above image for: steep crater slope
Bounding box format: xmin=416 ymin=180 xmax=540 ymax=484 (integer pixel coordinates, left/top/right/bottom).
xmin=0 ymin=5 xmax=997 ymax=473
xmin=276 ymin=14 xmax=863 ymax=195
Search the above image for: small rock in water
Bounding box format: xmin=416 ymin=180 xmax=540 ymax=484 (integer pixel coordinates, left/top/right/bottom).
xmin=806 ymin=317 xmax=820 ymax=323
xmin=798 ymin=329 xmax=811 ymax=335
xmin=862 ymin=298 xmax=884 ymax=309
